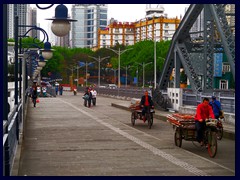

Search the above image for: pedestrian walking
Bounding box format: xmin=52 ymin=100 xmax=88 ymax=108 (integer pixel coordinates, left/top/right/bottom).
xmin=87 ymin=88 xmax=92 ymax=108
xmin=91 ymin=88 xmax=97 ymax=106
xmin=55 ymin=86 xmax=58 ymax=95
xmin=31 ymin=86 xmax=38 ymax=107
xmin=83 ymin=90 xmax=89 ymax=107
xmin=59 ymin=85 xmax=63 ymax=95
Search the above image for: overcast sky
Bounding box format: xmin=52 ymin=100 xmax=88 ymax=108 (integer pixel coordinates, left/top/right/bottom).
xmin=31 ymin=4 xmax=189 ymax=39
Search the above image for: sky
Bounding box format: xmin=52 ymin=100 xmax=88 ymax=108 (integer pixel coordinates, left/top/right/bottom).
xmin=31 ymin=4 xmax=189 ymax=40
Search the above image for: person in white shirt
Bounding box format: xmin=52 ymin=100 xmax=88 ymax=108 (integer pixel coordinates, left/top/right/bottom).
xmin=91 ymin=88 xmax=97 ymax=106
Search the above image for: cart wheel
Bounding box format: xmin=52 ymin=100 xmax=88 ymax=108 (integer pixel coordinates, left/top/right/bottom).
xmin=131 ymin=112 xmax=135 ymax=126
xmin=147 ymin=113 xmax=153 ymax=129
xmin=216 ymin=126 xmax=223 ymax=140
xmin=207 ymin=131 xmax=217 ymax=158
xmin=174 ymin=128 xmax=182 ymax=147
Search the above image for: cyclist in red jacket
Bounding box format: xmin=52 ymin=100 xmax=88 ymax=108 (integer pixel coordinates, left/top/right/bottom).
xmin=195 ymin=98 xmax=215 ymax=146
xmin=140 ymin=91 xmax=154 ymax=122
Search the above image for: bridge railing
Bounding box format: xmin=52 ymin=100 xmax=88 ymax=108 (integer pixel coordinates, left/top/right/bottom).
xmin=182 ymin=90 xmax=235 ymax=113
xmin=3 ymin=99 xmax=23 ymax=176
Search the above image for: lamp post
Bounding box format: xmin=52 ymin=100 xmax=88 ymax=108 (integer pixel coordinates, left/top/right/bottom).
xmin=154 ymin=38 xmax=157 ymax=89
xmin=106 ymin=47 xmax=133 ymax=88
xmin=136 ymin=62 xmax=153 ymax=87
xmin=89 ymin=56 xmax=110 ymax=88
xmin=122 ymin=65 xmax=131 ymax=87
xmin=110 ymin=68 xmax=117 ymax=85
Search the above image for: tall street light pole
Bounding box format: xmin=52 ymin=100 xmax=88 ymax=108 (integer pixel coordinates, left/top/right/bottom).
xmin=122 ymin=65 xmax=131 ymax=87
xmin=136 ymin=62 xmax=152 ymax=87
xmin=89 ymin=56 xmax=110 ymax=88
xmin=107 ymin=48 xmax=133 ymax=88
xmin=145 ymin=34 xmax=157 ymax=89
xmin=154 ymin=38 xmax=157 ymax=89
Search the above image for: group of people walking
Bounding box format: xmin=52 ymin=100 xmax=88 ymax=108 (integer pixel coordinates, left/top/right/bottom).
xmin=83 ymin=87 xmax=97 ymax=108
xmin=55 ymin=85 xmax=63 ymax=95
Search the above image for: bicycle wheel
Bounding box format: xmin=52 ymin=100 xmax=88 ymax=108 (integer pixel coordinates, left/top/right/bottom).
xmin=174 ymin=127 xmax=182 ymax=147
xmin=131 ymin=112 xmax=135 ymax=126
xmin=207 ymin=131 xmax=218 ymax=158
xmin=216 ymin=122 xmax=223 ymax=140
xmin=217 ymin=126 xmax=223 ymax=140
xmin=147 ymin=113 xmax=153 ymax=129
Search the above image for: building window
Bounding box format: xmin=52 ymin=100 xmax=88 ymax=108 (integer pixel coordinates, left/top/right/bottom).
xmin=100 ymin=10 xmax=107 ymax=13
xmin=102 ymin=35 xmax=106 ymax=38
xmin=100 ymin=20 xmax=107 ymax=26
xmin=222 ymin=64 xmax=231 ymax=73
xmin=115 ymin=28 xmax=119 ymax=33
xmin=115 ymin=35 xmax=118 ymax=39
xmin=165 ymin=23 xmax=169 ymax=28
xmin=220 ymin=80 xmax=228 ymax=89
xmin=100 ymin=14 xmax=107 ymax=19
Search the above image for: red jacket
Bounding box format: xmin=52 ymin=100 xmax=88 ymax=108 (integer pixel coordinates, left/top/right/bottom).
xmin=195 ymin=103 xmax=215 ymax=121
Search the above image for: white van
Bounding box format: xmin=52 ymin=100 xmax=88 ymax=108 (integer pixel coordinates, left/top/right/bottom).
xmin=107 ymin=84 xmax=117 ymax=89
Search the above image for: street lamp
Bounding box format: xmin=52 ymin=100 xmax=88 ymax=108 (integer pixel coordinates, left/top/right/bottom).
xmin=121 ymin=65 xmax=132 ymax=87
xmin=89 ymin=56 xmax=110 ymax=88
xmin=36 ymin=4 xmax=77 ymax=37
xmin=136 ymin=62 xmax=153 ymax=87
xmin=106 ymin=47 xmax=133 ymax=88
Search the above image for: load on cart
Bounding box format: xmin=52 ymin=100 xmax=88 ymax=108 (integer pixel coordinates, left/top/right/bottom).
xmin=167 ymin=113 xmax=218 ymax=158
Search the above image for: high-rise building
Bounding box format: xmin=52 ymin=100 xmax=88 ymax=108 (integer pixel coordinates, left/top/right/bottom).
xmin=7 ymin=4 xmax=14 ymax=39
xmin=98 ymin=6 xmax=181 ymax=49
xmin=7 ymin=4 xmax=30 ymax=39
xmin=28 ymin=7 xmax=40 ymax=39
xmin=71 ymin=4 xmax=108 ymax=48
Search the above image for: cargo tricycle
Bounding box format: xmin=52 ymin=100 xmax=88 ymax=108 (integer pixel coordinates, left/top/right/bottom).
xmin=129 ymin=104 xmax=155 ymax=129
xmin=167 ymin=113 xmax=218 ymax=158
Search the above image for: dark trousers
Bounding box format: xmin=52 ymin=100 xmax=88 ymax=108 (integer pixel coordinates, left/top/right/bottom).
xmin=195 ymin=120 xmax=206 ymax=142
xmin=142 ymin=106 xmax=150 ymax=116
xmin=88 ymin=98 xmax=92 ymax=107
xmin=92 ymin=98 xmax=96 ymax=106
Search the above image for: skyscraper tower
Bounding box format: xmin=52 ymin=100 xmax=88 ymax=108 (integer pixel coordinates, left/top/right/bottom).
xmin=71 ymin=4 xmax=108 ymax=48
xmin=28 ymin=7 xmax=40 ymax=39
xmin=7 ymin=4 xmax=30 ymax=39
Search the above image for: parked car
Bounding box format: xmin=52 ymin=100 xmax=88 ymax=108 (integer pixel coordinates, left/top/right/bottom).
xmin=107 ymin=84 xmax=117 ymax=89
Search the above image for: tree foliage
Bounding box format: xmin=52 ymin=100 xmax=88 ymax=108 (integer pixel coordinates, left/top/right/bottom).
xmin=8 ymin=36 xmax=171 ymax=84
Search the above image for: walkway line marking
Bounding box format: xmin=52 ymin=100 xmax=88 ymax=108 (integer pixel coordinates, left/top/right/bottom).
xmin=59 ymin=99 xmax=209 ymax=176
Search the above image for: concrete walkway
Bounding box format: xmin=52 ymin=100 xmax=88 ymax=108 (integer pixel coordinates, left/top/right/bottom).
xmin=13 ymin=94 xmax=235 ymax=176
xmin=111 ymin=100 xmax=235 ymax=140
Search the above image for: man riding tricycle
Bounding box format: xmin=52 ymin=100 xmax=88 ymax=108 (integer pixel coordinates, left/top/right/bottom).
xmin=167 ymin=98 xmax=218 ymax=158
xmin=129 ymin=91 xmax=155 ymax=129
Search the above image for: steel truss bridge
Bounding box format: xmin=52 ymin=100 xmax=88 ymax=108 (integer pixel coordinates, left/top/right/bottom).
xmin=153 ymin=4 xmax=235 ymax=109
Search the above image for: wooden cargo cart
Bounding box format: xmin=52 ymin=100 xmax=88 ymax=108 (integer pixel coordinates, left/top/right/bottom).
xmin=167 ymin=113 xmax=218 ymax=158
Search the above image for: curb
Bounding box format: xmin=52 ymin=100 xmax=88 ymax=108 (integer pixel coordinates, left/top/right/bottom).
xmin=111 ymin=103 xmax=235 ymax=140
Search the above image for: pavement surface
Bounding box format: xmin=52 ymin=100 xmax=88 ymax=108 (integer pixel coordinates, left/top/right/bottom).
xmin=110 ymin=98 xmax=235 ymax=140
xmin=14 ymin=92 xmax=235 ymax=176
